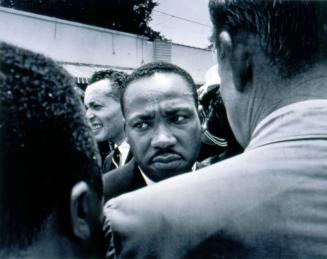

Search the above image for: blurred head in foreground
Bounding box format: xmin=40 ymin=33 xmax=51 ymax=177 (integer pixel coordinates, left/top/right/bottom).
xmin=0 ymin=42 xmax=105 ymax=257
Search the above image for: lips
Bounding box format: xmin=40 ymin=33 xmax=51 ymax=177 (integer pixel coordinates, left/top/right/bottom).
xmin=90 ymin=122 xmax=103 ymax=131
xmin=151 ymin=153 xmax=182 ymax=170
xmin=152 ymin=153 xmax=180 ymax=163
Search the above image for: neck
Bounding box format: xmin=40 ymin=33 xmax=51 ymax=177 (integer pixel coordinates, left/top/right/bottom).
xmin=261 ymin=63 xmax=327 ymax=117
xmin=244 ymin=62 xmax=327 ymax=147
xmin=115 ymin=138 xmax=125 ymax=146
xmin=0 ymin=216 xmax=78 ymax=258
xmin=114 ymin=135 xmax=125 ymax=147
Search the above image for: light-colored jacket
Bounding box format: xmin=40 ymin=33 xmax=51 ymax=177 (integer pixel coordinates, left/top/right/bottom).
xmin=104 ymin=100 xmax=327 ymax=258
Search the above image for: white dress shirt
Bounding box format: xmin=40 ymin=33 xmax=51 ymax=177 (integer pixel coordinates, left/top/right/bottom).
xmin=117 ymin=140 xmax=130 ymax=167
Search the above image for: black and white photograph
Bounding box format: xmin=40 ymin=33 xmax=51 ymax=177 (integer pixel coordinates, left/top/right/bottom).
xmin=0 ymin=0 xmax=327 ymax=258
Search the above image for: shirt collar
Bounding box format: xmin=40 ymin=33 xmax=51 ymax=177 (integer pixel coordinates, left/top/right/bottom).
xmin=114 ymin=140 xmax=130 ymax=166
xmin=117 ymin=140 xmax=129 ymax=155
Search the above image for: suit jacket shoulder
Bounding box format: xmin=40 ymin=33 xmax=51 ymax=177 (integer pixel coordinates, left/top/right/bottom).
xmin=103 ymin=158 xmax=146 ymax=202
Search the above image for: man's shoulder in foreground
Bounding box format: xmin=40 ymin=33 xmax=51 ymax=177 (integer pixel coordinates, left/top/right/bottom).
xmin=104 ymin=103 xmax=327 ymax=258
xmin=104 ymin=153 xmax=258 ymax=258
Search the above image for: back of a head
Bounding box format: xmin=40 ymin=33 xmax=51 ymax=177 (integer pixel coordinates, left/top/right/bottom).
xmin=120 ymin=61 xmax=198 ymax=115
xmin=209 ymin=0 xmax=327 ymax=76
xmin=0 ymin=42 xmax=102 ymax=250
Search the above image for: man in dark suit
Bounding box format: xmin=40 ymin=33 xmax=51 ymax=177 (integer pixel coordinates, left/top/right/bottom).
xmin=0 ymin=42 xmax=105 ymax=258
xmin=103 ymin=62 xmax=202 ymax=201
xmin=84 ymin=70 xmax=132 ymax=172
xmin=104 ymin=1 xmax=327 ymax=258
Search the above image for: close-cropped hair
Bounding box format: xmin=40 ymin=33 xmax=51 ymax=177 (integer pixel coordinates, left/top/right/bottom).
xmin=209 ymin=0 xmax=327 ymax=76
xmin=88 ymin=69 xmax=128 ymax=101
xmin=0 ymin=42 xmax=102 ymax=249
xmin=120 ymin=61 xmax=198 ymax=115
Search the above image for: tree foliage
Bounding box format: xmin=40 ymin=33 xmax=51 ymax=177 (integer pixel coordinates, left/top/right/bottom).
xmin=0 ymin=0 xmax=163 ymax=40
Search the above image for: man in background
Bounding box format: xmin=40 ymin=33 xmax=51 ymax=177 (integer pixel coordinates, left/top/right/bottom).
xmin=197 ymin=64 xmax=243 ymax=162
xmin=84 ymin=69 xmax=132 ymax=172
xmin=0 ymin=42 xmax=105 ymax=258
xmin=103 ymin=62 xmax=202 ymax=201
xmin=104 ymin=1 xmax=327 ymax=258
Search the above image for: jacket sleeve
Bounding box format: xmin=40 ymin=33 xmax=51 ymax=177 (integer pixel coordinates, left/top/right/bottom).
xmin=101 ymin=148 xmax=326 ymax=258
xmin=103 ymin=201 xmax=116 ymax=259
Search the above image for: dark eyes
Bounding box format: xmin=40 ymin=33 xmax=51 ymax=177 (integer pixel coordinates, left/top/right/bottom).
xmin=131 ymin=114 xmax=189 ymax=131
xmin=87 ymin=104 xmax=102 ymax=110
xmin=170 ymin=115 xmax=188 ymax=124
xmin=133 ymin=122 xmax=149 ymax=130
xmin=93 ymin=104 xmax=103 ymax=109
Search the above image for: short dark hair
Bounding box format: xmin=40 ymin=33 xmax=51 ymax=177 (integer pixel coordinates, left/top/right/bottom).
xmin=209 ymin=0 xmax=327 ymax=76
xmin=88 ymin=69 xmax=128 ymax=101
xmin=120 ymin=62 xmax=198 ymax=115
xmin=0 ymin=42 xmax=102 ymax=249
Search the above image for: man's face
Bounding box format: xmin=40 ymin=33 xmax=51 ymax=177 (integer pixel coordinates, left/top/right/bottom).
xmin=84 ymin=79 xmax=124 ymax=144
xmin=124 ymin=72 xmax=202 ymax=181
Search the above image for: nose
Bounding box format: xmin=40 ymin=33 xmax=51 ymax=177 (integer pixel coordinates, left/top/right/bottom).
xmin=151 ymin=124 xmax=177 ymax=149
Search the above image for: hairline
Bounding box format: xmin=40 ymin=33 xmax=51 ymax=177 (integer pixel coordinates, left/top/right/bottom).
xmin=86 ymin=78 xmax=120 ymax=102
xmin=121 ymin=71 xmax=198 ymax=117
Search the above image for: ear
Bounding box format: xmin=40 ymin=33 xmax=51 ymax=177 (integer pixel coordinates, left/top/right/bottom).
xmin=231 ymin=37 xmax=253 ymax=92
xmin=122 ymin=118 xmax=129 ymax=144
xmin=70 ymin=181 xmax=91 ymax=240
xmin=217 ymin=31 xmax=233 ymax=63
xmin=218 ymin=31 xmax=253 ymax=92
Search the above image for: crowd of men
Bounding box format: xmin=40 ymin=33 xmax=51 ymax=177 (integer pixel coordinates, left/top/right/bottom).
xmin=1 ymin=0 xmax=327 ymax=258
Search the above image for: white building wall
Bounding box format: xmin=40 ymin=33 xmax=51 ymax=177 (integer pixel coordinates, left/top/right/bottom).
xmin=0 ymin=7 xmax=152 ymax=69
xmin=172 ymin=44 xmax=216 ymax=84
xmin=0 ymin=7 xmax=215 ymax=84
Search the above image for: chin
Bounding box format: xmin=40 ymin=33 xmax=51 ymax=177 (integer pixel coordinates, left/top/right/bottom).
xmin=152 ymin=168 xmax=187 ymax=182
xmin=95 ymin=135 xmax=108 ymax=143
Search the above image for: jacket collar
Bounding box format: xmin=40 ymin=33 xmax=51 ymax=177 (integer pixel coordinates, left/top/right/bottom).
xmin=247 ymin=100 xmax=327 ymax=151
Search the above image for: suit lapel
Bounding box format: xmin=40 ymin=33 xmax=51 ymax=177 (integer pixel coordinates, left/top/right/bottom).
xmin=125 ymin=150 xmax=133 ymax=165
xmin=130 ymin=161 xmax=147 ymax=190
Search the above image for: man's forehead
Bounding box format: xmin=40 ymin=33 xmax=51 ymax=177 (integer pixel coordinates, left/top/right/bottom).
xmin=151 ymin=72 xmax=177 ymax=84
xmin=125 ymin=96 xmax=196 ymax=120
xmin=86 ymin=79 xmax=112 ymax=94
xmin=125 ymin=87 xmax=194 ymax=108
xmin=124 ymin=72 xmax=196 ymax=115
xmin=126 ymin=73 xmax=192 ymax=98
xmin=139 ymin=88 xmax=193 ymax=101
xmin=84 ymin=79 xmax=113 ymax=101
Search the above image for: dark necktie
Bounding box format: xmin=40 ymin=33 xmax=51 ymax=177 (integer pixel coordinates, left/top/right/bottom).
xmin=112 ymin=147 xmax=120 ymax=168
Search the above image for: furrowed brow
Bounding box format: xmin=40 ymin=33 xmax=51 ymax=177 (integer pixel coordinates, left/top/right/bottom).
xmin=166 ymin=106 xmax=192 ymax=113
xmin=129 ymin=112 xmax=154 ymax=122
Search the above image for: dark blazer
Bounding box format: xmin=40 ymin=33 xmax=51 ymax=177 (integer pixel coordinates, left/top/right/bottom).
xmin=103 ymin=158 xmax=146 ymax=202
xmin=102 ymin=149 xmax=133 ymax=173
xmin=103 ymin=159 xmax=205 ymax=202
